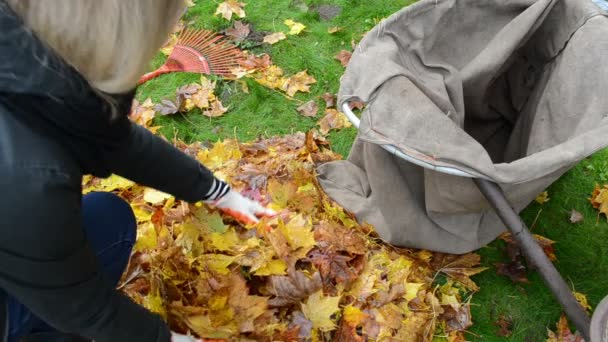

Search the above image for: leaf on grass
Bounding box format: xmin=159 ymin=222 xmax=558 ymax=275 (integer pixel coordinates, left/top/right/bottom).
xmin=569 ymin=209 xmax=584 ymax=223
xmin=226 ymin=21 xmax=250 ymax=42
xmin=161 ymin=34 xmax=179 ymax=56
xmin=297 ymin=100 xmax=318 ymax=117
xmin=284 ymin=19 xmax=306 ymax=35
xmin=268 ymin=269 xmax=323 ymax=307
xmin=335 ymin=50 xmax=352 ymax=67
xmin=440 ymin=304 xmax=472 ymax=332
xmin=328 ymin=27 xmax=342 ymax=34
xmin=494 ymin=314 xmax=513 ymax=337
xmin=546 ymin=314 xmax=584 ymax=342
xmin=434 ymin=253 xmax=488 ymax=292
xmin=573 ymin=291 xmax=592 ymax=312
xmin=322 ymin=93 xmax=336 ymax=108
xmin=495 ymin=260 xmax=529 ymax=283
xmin=301 ymin=290 xmax=341 ymax=331
xmin=154 ymin=99 xmax=179 ymax=115
xmin=215 ymin=0 xmax=246 ymax=20
xmin=589 ymin=184 xmax=608 ymax=219
xmin=204 ymin=100 xmax=229 ymax=118
xmin=501 ymin=233 xmax=557 ymax=262
xmin=129 ymin=98 xmax=156 ymax=127
xmin=318 ymin=109 xmax=353 ymax=135
xmin=281 ymin=70 xmax=316 ymax=97
xmin=536 ymin=191 xmax=550 ymax=204
xmin=263 ymin=32 xmax=287 ymax=44
xmin=239 ymin=53 xmax=273 ymax=71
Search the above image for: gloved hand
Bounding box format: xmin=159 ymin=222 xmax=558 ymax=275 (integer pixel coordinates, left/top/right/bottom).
xmin=210 ymin=190 xmax=276 ymax=226
xmin=171 ymin=331 xmax=225 ymax=342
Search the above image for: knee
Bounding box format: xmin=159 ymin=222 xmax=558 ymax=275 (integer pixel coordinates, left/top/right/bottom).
xmin=81 ymin=192 xmax=136 ymax=242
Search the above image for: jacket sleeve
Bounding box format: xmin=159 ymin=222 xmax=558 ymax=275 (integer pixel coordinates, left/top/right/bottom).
xmin=0 ymin=169 xmax=171 ymax=342
xmin=103 ymin=120 xmax=223 ymax=203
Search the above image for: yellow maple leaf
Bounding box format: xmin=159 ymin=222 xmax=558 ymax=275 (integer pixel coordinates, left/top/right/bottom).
xmin=405 ymin=282 xmax=424 ymax=301
xmin=134 ymin=222 xmax=158 ymax=252
xmin=573 ymin=291 xmax=592 ymax=312
xmin=263 ymin=32 xmax=287 ymax=44
xmin=253 ymin=258 xmax=287 ymax=276
xmin=279 ymin=214 xmax=315 ymax=253
xmin=284 ymin=19 xmax=306 ymax=35
xmin=343 ymin=305 xmax=366 ymax=325
xmin=210 ymin=229 xmax=240 ymax=251
xmin=281 ymin=70 xmax=316 ymax=97
xmin=536 ymin=191 xmax=550 ymax=204
xmin=215 ymin=0 xmax=246 ymax=20
xmin=95 ymin=174 xmax=135 ymax=192
xmin=199 ymin=254 xmax=237 ymax=275
xmin=254 ymin=65 xmax=287 ymax=90
xmin=143 ymin=188 xmax=172 ymax=205
xmin=590 ymin=184 xmax=608 ymax=219
xmin=301 ymin=290 xmax=341 ymax=331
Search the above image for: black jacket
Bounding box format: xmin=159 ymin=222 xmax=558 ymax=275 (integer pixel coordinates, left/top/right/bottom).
xmin=0 ymin=3 xmax=221 ymax=341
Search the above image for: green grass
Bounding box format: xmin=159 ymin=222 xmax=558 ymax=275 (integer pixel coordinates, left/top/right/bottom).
xmin=137 ymin=1 xmax=608 ymax=340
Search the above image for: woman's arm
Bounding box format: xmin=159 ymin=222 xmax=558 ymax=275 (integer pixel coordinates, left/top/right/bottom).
xmin=103 ymin=121 xmax=225 ymax=203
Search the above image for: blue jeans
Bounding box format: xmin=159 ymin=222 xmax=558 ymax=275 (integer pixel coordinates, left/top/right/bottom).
xmin=6 ymin=192 xmax=136 ymax=341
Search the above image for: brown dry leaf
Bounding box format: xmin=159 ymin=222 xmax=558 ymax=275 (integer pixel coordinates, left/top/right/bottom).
xmin=215 ymin=0 xmax=246 ymax=20
xmin=308 ymin=249 xmax=362 ymax=285
xmin=318 ymin=109 xmax=353 ymax=135
xmin=494 ymin=314 xmax=513 ymax=337
xmin=297 ymin=100 xmax=318 ymax=117
xmin=569 ymin=209 xmax=584 ymax=223
xmin=263 ymin=32 xmax=287 ymax=44
xmin=267 ymin=269 xmax=323 ymax=307
xmin=335 ymin=50 xmax=352 ymax=67
xmin=501 ymin=232 xmax=557 ymax=262
xmin=239 ymin=53 xmax=273 ymax=71
xmin=440 ymin=304 xmax=473 ymax=332
xmin=589 ymin=184 xmax=608 ymax=219
xmin=281 ymin=70 xmax=316 ymax=97
xmin=314 ymin=222 xmax=367 ymax=255
xmin=322 ymin=93 xmax=336 ymax=108
xmin=546 ymin=314 xmax=584 ymax=342
xmin=495 ymin=260 xmax=530 ymax=283
xmin=434 ymin=253 xmax=488 ymax=292
xmin=349 ymin=101 xmax=365 ymax=110
xmin=226 ymin=20 xmax=250 ymax=42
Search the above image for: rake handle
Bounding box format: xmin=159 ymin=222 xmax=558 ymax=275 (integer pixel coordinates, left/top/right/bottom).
xmin=138 ymin=65 xmax=172 ymax=85
xmin=474 ymin=178 xmax=591 ymax=341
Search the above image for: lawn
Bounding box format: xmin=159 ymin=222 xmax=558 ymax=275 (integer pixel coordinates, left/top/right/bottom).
xmin=136 ymin=1 xmax=608 ymax=340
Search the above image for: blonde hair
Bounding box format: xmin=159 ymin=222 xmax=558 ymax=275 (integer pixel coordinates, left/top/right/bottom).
xmin=7 ymin=0 xmax=186 ymax=94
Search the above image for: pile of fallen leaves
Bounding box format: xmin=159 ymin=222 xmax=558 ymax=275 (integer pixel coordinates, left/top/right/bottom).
xmin=83 ymin=132 xmax=485 ymax=341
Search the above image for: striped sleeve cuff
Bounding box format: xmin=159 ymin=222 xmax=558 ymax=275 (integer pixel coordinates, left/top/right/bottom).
xmin=202 ymin=178 xmax=231 ymax=203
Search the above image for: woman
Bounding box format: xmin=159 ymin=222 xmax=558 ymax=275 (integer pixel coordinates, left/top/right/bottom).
xmin=0 ymin=1 xmax=274 ymax=341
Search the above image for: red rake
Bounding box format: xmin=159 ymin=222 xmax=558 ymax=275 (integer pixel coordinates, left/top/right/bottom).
xmin=138 ymin=28 xmax=244 ymax=84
